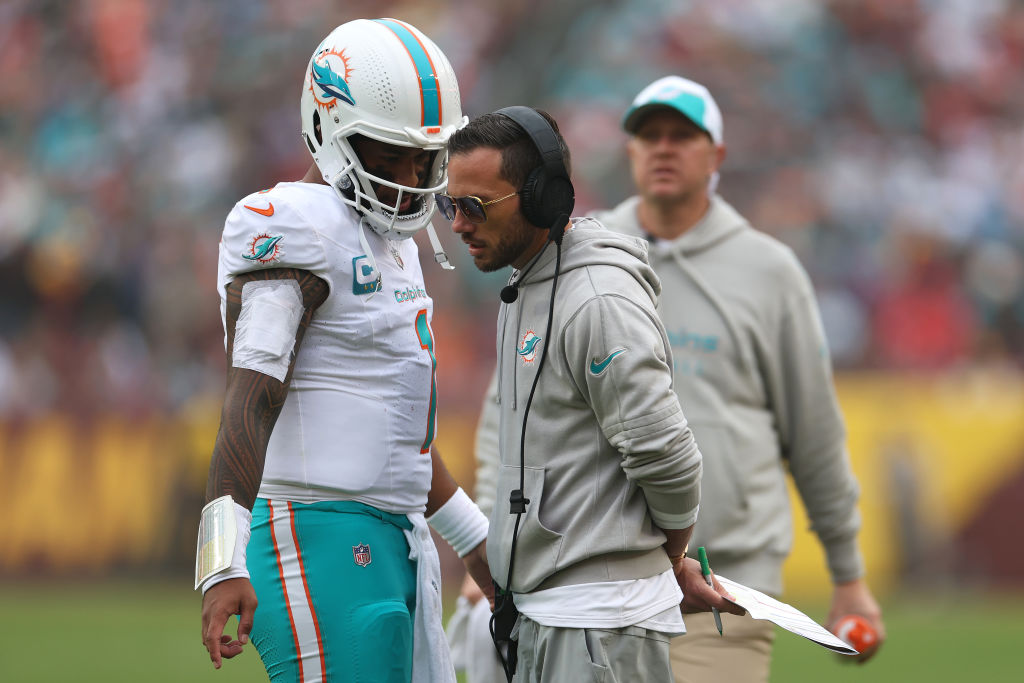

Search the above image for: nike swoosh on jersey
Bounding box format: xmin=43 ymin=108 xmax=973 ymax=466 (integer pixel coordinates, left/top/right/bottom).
xmin=244 ymin=202 xmax=275 ymax=217
xmin=590 ymin=350 xmax=626 ymax=375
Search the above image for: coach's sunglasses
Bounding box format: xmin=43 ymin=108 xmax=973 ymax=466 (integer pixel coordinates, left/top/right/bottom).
xmin=434 ymin=191 xmax=518 ymax=224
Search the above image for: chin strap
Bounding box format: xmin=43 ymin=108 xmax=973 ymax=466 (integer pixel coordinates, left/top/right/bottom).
xmin=337 ymin=164 xmax=453 ymax=273
xmin=426 ymin=221 xmax=455 ymax=270
xmin=358 ymin=216 xmax=453 ymax=298
xmin=357 ymin=218 xmax=383 ymax=299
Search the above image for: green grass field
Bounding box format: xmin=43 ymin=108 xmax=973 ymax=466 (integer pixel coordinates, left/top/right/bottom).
xmin=0 ymin=578 xmax=1019 ymax=682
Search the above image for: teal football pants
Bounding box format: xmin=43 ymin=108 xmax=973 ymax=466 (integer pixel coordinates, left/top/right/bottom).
xmin=247 ymin=499 xmax=417 ymax=682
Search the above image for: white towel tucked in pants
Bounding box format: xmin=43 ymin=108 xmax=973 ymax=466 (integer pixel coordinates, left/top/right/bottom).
xmin=404 ymin=513 xmax=456 ymax=683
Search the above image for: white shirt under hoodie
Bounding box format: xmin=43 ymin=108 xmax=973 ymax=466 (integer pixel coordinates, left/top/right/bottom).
xmin=477 ymin=218 xmax=703 ymax=632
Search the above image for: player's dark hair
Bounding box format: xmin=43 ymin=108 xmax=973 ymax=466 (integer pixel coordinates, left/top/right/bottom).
xmin=448 ymin=110 xmax=572 ymax=189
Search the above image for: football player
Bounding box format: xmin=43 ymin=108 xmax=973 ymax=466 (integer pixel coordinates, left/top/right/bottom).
xmin=196 ymin=18 xmax=491 ymax=682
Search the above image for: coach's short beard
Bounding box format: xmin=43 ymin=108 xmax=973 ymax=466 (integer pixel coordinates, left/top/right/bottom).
xmin=476 ymin=213 xmax=538 ymax=273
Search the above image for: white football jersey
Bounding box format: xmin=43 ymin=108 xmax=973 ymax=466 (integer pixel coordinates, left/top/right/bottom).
xmin=217 ymin=182 xmax=438 ymax=513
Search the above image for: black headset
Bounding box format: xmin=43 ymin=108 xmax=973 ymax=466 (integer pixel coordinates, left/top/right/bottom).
xmin=494 ymin=106 xmax=575 ymax=242
xmin=495 ymin=106 xmax=575 ymax=304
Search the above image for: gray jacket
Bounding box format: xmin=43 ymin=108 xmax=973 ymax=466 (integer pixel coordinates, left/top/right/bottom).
xmin=482 ymin=218 xmax=702 ymax=595
xmin=588 ymin=195 xmax=864 ymax=595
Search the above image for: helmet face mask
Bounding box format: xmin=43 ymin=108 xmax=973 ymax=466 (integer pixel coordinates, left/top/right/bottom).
xmin=300 ymin=18 xmax=466 ymax=240
xmin=334 ymin=133 xmax=444 ymax=236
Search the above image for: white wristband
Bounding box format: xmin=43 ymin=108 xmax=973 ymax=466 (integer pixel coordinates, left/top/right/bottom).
xmin=195 ymin=495 xmax=252 ymax=593
xmin=426 ymin=487 xmax=489 ymax=557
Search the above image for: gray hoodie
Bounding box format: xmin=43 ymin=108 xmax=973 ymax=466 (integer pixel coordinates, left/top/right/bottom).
xmin=484 ymin=218 xmax=702 ymax=595
xmin=588 ymin=195 xmax=864 ymax=595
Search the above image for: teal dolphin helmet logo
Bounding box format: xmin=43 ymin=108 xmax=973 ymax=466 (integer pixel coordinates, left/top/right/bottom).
xmin=310 ymin=53 xmax=356 ymax=107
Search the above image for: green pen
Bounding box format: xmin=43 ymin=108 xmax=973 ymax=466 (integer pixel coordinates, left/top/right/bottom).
xmin=697 ymin=546 xmax=724 ymax=636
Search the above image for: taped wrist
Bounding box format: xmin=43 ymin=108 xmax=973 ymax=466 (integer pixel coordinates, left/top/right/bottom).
xmin=426 ymin=487 xmax=488 ymax=557
xmin=194 ymin=495 xmax=252 ymax=593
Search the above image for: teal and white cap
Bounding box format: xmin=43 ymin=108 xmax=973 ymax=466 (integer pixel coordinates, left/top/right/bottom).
xmin=622 ymin=75 xmax=723 ymax=144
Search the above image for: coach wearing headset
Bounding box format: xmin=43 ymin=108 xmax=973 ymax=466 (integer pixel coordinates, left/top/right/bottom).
xmin=439 ymin=107 xmax=744 ymax=683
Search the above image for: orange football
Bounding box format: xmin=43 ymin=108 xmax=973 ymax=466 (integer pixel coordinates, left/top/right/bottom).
xmin=834 ymin=614 xmax=879 ymax=655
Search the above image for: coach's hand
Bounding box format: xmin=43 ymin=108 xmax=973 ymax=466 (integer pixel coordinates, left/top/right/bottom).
xmin=461 ymin=541 xmax=495 ymax=609
xmin=201 ymin=577 xmax=258 ymax=669
xmin=674 ymin=557 xmax=746 ymax=616
xmin=826 ymin=578 xmax=885 ymax=663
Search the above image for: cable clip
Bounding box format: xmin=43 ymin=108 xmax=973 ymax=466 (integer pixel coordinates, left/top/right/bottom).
xmin=509 ymin=489 xmax=530 ymax=514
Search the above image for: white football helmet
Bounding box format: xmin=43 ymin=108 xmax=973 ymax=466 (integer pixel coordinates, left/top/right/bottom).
xmin=300 ymin=18 xmax=466 ymax=244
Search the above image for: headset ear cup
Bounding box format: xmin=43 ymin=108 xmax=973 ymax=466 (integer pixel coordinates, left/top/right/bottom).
xmin=495 ymin=106 xmax=576 ymax=231
xmin=545 ymin=176 xmax=575 ymax=223
xmin=520 ymin=169 xmax=575 ymax=230
xmin=518 ymin=168 xmax=547 ymax=229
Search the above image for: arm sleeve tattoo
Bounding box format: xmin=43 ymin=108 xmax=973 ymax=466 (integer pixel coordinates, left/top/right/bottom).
xmin=204 ymin=267 xmax=329 ymax=509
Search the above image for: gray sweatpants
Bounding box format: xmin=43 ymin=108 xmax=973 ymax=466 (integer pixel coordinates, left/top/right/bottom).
xmin=512 ymin=615 xmax=674 ymax=683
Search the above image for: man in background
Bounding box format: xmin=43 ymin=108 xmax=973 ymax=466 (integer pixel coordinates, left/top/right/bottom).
xmin=589 ymin=75 xmax=886 ymax=681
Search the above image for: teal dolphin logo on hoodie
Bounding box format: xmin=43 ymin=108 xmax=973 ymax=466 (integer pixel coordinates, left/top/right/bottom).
xmin=518 ymin=330 xmax=542 ymax=363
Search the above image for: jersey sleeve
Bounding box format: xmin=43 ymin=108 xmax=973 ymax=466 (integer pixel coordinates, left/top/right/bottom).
xmin=219 ymin=189 xmax=334 ymax=292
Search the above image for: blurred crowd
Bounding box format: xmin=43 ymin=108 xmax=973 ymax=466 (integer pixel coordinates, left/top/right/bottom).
xmin=1 ymin=0 xmax=1022 ymax=420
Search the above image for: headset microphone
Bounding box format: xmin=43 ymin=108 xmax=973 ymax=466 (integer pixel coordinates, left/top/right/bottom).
xmin=497 ymin=240 xmax=547 ymax=305
xmin=500 ymin=284 xmax=519 ymax=303
xmin=499 ymin=212 xmax=566 ymax=304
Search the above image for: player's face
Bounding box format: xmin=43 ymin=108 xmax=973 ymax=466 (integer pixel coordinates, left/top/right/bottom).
xmin=627 ymin=110 xmax=725 ymax=206
xmin=350 ymin=136 xmax=433 ymax=213
xmin=446 ymin=147 xmax=546 ymax=272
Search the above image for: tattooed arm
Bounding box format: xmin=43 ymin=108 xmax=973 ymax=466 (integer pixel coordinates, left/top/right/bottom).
xmin=204 ymin=267 xmax=329 ymax=508
xmin=201 ymin=267 xmax=327 ymax=669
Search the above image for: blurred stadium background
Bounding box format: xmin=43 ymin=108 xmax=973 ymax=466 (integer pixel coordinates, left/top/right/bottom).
xmin=0 ymin=0 xmax=1022 ymax=680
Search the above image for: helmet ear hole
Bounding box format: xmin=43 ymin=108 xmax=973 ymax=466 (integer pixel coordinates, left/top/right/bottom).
xmin=312 ymin=110 xmax=323 ymax=146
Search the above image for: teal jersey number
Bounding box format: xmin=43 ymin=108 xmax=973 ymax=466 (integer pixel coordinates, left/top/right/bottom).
xmin=415 ymin=309 xmax=438 ymax=453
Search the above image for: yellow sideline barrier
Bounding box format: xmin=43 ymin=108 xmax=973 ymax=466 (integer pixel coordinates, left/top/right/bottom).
xmin=0 ymin=372 xmax=1022 ymax=597
xmin=0 ymin=415 xmax=182 ymax=572
xmin=783 ymin=371 xmax=1024 ymax=598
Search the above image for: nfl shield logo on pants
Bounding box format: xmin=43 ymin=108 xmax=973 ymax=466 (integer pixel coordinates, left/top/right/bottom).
xmin=352 ymin=543 xmax=372 ymax=567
